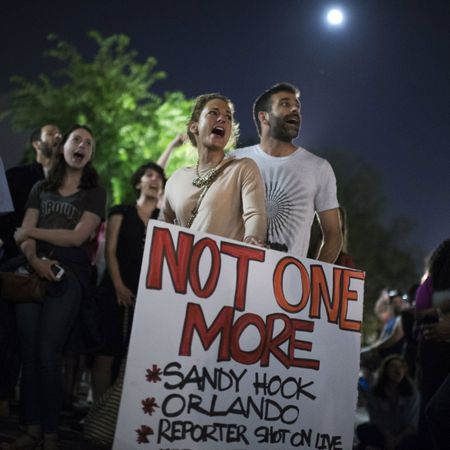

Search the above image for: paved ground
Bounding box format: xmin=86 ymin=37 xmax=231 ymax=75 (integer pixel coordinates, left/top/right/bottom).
xmin=0 ymin=400 xmax=108 ymax=450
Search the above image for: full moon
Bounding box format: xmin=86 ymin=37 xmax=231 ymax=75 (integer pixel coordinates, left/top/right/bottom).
xmin=327 ymin=8 xmax=344 ymax=25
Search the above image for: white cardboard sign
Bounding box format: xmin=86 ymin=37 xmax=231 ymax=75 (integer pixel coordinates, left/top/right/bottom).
xmin=114 ymin=221 xmax=364 ymax=450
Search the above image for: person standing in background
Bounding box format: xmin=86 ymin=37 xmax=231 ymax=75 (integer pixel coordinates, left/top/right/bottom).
xmin=0 ymin=124 xmax=61 ymax=260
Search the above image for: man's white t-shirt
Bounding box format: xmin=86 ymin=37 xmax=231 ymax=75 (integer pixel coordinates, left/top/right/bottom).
xmin=232 ymin=145 xmax=339 ymax=257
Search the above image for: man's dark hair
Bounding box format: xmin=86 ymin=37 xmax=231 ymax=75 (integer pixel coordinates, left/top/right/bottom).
xmin=30 ymin=127 xmax=42 ymax=147
xmin=131 ymin=162 xmax=166 ymax=196
xmin=253 ymin=82 xmax=300 ymax=135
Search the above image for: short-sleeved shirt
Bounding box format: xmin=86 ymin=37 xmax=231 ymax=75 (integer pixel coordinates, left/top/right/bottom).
xmin=103 ymin=204 xmax=159 ymax=293
xmin=26 ymin=181 xmax=106 ymax=250
xmin=232 ymin=145 xmax=339 ymax=257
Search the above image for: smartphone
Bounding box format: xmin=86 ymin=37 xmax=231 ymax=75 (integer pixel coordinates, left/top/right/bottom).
xmin=51 ymin=264 xmax=65 ymax=281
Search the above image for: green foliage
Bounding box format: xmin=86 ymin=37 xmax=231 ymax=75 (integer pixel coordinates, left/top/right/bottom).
xmin=2 ymin=31 xmax=194 ymax=203
xmin=3 ymin=30 xmax=418 ymax=343
xmin=324 ymin=150 xmax=418 ymax=340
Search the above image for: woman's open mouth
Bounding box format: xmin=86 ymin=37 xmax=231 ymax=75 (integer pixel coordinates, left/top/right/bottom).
xmin=73 ymin=150 xmax=85 ymax=161
xmin=211 ymin=127 xmax=225 ymax=137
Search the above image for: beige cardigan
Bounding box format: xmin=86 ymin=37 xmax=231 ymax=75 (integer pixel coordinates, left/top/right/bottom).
xmin=162 ymin=157 xmax=267 ymax=242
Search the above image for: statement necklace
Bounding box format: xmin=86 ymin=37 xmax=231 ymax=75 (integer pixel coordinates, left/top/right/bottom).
xmin=192 ymin=156 xmax=225 ymax=188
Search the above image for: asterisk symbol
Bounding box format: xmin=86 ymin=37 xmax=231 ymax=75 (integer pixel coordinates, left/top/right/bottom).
xmin=135 ymin=424 xmax=154 ymax=444
xmin=145 ymin=364 xmax=162 ymax=383
xmin=141 ymin=397 xmax=159 ymax=415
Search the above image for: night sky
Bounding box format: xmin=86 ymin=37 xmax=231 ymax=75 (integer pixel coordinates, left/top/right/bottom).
xmin=1 ymin=0 xmax=449 ymax=264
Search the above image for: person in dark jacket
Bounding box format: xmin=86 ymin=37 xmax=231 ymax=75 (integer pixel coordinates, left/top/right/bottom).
xmin=0 ymin=124 xmax=61 ymax=260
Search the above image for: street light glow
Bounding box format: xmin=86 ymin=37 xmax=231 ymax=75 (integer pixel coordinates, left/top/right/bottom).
xmin=327 ymin=8 xmax=344 ymax=25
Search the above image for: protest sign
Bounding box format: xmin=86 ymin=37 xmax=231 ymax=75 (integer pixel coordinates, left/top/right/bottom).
xmin=114 ymin=221 xmax=364 ymax=449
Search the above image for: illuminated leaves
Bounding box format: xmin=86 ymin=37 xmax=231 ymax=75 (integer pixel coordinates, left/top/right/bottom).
xmin=4 ymin=31 xmax=193 ymax=204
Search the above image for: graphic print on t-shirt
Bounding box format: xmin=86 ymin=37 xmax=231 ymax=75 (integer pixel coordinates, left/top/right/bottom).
xmin=40 ymin=198 xmax=82 ymax=229
xmin=265 ymin=166 xmax=308 ymax=252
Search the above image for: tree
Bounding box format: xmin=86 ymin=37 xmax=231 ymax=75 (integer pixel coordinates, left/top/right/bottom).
xmin=1 ymin=31 xmax=194 ymax=203
xmin=322 ymin=150 xmax=418 ymax=340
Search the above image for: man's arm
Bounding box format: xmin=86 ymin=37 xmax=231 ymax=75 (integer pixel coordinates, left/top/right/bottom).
xmin=316 ymin=208 xmax=343 ymax=264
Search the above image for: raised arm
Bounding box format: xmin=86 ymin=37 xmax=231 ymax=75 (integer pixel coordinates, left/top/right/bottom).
xmin=156 ymin=134 xmax=187 ymax=169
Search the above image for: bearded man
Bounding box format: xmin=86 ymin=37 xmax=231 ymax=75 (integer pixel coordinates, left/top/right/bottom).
xmin=0 ymin=123 xmax=61 ymax=259
xmin=233 ymin=83 xmax=342 ymax=262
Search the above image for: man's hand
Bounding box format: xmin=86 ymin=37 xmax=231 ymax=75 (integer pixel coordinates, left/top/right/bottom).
xmin=424 ymin=317 xmax=450 ymax=342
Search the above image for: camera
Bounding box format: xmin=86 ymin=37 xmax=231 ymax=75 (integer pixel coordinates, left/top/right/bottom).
xmin=51 ymin=264 xmax=65 ymax=281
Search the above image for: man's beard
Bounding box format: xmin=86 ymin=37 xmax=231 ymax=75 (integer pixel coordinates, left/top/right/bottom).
xmin=40 ymin=142 xmax=55 ymax=158
xmin=268 ymin=115 xmax=300 ymax=143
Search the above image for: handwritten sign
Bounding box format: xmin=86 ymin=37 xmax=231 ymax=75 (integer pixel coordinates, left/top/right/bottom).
xmin=114 ymin=221 xmax=364 ymax=449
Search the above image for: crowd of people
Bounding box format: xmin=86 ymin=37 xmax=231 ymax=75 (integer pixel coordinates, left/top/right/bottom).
xmin=0 ymin=82 xmax=447 ymax=450
xmin=358 ymin=239 xmax=450 ymax=450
